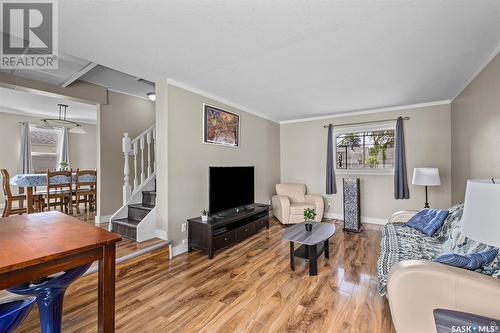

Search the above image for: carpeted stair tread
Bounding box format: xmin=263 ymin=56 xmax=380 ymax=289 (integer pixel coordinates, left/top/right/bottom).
xmin=113 ymin=217 xmax=141 ymax=228
xmin=129 ymin=203 xmax=154 ymax=210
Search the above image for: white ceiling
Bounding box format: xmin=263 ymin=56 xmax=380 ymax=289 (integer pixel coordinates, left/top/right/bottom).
xmin=0 ymin=52 xmax=95 ymax=87
xmin=21 ymin=2 xmax=500 ymax=121
xmin=79 ymin=65 xmax=155 ymax=99
xmin=0 ymin=87 xmax=97 ymax=123
xmin=0 ymin=53 xmax=154 ymax=100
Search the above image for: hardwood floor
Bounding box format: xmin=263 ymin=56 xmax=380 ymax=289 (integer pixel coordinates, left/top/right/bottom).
xmin=0 ymin=208 xmax=168 ymax=304
xmin=16 ymin=218 xmax=395 ymax=333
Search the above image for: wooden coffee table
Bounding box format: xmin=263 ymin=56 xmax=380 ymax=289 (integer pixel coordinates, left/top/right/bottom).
xmin=282 ymin=222 xmax=336 ymax=276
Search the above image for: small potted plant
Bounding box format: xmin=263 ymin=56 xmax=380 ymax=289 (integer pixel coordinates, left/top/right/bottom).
xmin=201 ymin=209 xmax=209 ymax=222
xmin=304 ymin=208 xmax=317 ymax=232
xmin=59 ymin=161 xmax=69 ymax=171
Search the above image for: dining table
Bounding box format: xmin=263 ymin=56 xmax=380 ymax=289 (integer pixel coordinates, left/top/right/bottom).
xmin=10 ymin=173 xmax=97 ymax=214
xmin=0 ymin=211 xmax=121 ymax=332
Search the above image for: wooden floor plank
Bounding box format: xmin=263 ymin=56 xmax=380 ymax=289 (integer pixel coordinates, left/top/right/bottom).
xmin=15 ymin=218 xmax=395 ymax=333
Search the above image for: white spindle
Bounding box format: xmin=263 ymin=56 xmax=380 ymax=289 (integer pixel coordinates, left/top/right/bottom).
xmin=133 ymin=141 xmax=138 ymax=190
xmin=122 ymin=133 xmax=131 ymax=204
xmin=152 ymin=127 xmax=156 ymax=173
xmin=146 ymin=130 xmax=152 ymax=178
xmin=122 ymin=125 xmax=156 ymax=204
xmin=140 ymin=136 xmax=145 ymax=184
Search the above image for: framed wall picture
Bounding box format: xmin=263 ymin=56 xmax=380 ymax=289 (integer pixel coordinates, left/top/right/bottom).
xmin=203 ymin=104 xmax=240 ymax=147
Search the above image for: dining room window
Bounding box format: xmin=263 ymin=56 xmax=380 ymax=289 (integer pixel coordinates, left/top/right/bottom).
xmin=30 ymin=126 xmax=59 ymax=173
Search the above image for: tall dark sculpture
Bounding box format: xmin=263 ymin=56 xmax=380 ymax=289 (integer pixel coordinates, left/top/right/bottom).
xmin=343 ymin=178 xmax=362 ymax=233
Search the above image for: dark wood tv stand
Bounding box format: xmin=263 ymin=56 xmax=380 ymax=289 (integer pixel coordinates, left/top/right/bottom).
xmin=187 ymin=204 xmax=270 ymax=259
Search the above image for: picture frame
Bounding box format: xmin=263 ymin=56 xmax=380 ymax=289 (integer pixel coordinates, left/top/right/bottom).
xmin=203 ymin=104 xmax=240 ymax=148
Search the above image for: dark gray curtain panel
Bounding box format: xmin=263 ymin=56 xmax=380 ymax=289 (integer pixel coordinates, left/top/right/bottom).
xmin=394 ymin=117 xmax=410 ymax=199
xmin=326 ymin=124 xmax=337 ymax=194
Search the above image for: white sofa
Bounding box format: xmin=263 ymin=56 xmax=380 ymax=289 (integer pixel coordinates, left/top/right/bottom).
xmin=384 ymin=209 xmax=500 ymax=333
xmin=271 ymin=183 xmax=324 ymax=224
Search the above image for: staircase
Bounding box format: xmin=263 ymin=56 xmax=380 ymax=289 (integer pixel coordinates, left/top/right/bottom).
xmin=109 ymin=125 xmax=160 ymax=242
xmin=111 ymin=188 xmax=156 ymax=240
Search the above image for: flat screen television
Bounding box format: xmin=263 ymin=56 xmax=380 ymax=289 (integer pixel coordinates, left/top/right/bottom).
xmin=209 ymin=166 xmax=254 ymax=214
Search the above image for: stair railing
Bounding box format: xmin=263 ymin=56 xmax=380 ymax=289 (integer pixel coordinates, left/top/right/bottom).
xmin=122 ymin=125 xmax=156 ymax=204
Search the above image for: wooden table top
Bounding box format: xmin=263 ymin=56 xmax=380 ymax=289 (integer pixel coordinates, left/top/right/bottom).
xmin=282 ymin=222 xmax=336 ymax=245
xmin=0 ymin=211 xmax=121 ymax=275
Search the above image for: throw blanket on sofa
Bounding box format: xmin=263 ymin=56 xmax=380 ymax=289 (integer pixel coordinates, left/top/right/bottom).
xmin=377 ymin=204 xmax=500 ymax=295
xmin=377 ymin=223 xmax=443 ymax=295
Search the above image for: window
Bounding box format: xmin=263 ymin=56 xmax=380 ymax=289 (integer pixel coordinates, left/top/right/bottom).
xmin=335 ymin=126 xmax=395 ymax=172
xmin=30 ymin=126 xmax=59 ymax=173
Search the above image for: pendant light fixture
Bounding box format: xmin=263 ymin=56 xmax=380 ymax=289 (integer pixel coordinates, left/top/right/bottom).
xmin=41 ymin=104 xmax=86 ymax=134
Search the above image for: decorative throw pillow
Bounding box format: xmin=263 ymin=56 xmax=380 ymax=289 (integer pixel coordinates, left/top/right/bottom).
xmin=433 ymin=204 xmax=463 ymax=241
xmin=406 ymin=208 xmax=449 ymax=236
xmin=434 ymin=249 xmax=499 ymax=270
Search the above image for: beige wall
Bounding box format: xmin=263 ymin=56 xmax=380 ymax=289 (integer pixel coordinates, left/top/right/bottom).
xmin=0 ymin=112 xmax=97 ymax=204
xmin=98 ymin=91 xmax=155 ymax=217
xmin=167 ymin=85 xmax=281 ymax=246
xmin=280 ymin=104 xmax=452 ymax=221
xmin=69 ymin=123 xmax=97 ymax=170
xmin=451 ymin=52 xmax=500 ymax=204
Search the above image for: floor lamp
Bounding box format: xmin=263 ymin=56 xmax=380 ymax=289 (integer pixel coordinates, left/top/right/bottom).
xmin=412 ymin=168 xmax=441 ymax=208
xmin=462 ymin=179 xmax=500 ymax=249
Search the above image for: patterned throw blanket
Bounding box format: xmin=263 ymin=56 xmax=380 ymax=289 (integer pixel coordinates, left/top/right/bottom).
xmin=377 ymin=204 xmax=500 ymax=295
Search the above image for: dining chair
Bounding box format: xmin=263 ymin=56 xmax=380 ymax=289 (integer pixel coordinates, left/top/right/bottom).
xmin=44 ymin=170 xmax=73 ymax=214
xmin=73 ymin=169 xmax=97 ymax=214
xmin=1 ymin=169 xmax=44 ymax=217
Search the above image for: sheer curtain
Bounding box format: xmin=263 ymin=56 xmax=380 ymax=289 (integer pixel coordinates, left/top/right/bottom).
xmin=57 ymin=127 xmax=70 ymax=168
xmin=19 ymin=122 xmax=32 ymax=174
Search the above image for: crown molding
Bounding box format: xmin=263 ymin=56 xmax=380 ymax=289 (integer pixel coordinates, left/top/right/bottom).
xmin=165 ymin=78 xmax=279 ymax=123
xmin=452 ymin=43 xmax=500 ymax=101
xmin=163 ymin=78 xmax=453 ymax=125
xmin=279 ymin=100 xmax=451 ymax=124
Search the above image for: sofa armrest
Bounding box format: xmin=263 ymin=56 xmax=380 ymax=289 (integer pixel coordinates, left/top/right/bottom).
xmin=387 ymin=260 xmax=500 ymax=333
xmin=272 ymin=195 xmax=290 ymax=224
xmin=304 ymin=194 xmax=324 ymax=222
xmin=388 ymin=210 xmax=419 ymax=224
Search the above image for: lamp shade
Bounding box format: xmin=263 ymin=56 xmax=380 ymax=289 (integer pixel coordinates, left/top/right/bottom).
xmin=462 ymin=179 xmax=500 ymax=248
xmin=68 ymin=126 xmax=86 ymax=134
xmin=412 ymin=168 xmax=441 ymax=186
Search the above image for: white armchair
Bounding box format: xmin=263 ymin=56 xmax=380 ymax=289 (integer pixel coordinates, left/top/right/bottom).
xmin=272 ymin=184 xmax=324 ymax=224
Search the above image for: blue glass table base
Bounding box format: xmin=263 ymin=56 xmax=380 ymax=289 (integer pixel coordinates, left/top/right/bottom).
xmin=0 ymin=297 xmax=36 ymax=333
xmin=8 ymin=264 xmax=91 ymax=333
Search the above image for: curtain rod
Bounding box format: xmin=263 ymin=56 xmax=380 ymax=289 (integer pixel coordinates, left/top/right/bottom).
xmin=322 ymin=116 xmax=410 ymax=128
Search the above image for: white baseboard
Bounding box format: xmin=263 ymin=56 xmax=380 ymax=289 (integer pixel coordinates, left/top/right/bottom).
xmin=154 ymin=229 xmax=168 ymax=240
xmin=324 ymin=212 xmax=387 ymax=225
xmin=171 ymin=243 xmax=188 ymax=257
xmin=96 ymin=214 xmax=112 ymax=224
